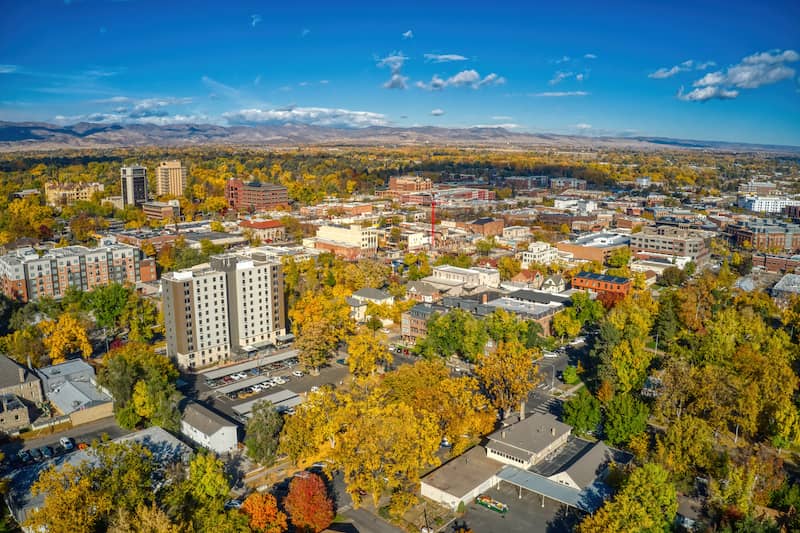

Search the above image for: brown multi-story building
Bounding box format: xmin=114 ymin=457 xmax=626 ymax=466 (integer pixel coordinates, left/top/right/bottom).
xmin=728 ymin=219 xmax=800 ymax=252
xmin=462 ymin=217 xmax=504 ymax=237
xmin=629 ymin=226 xmax=712 ymax=264
xmin=162 ymin=252 xmax=286 ymax=370
xmin=44 ymin=181 xmax=105 ymax=207
xmin=401 ymin=303 xmax=448 ymax=345
xmin=156 ymin=160 xmax=188 ymax=197
xmin=379 ymin=176 xmax=433 ymax=200
xmin=752 ymin=253 xmax=800 ymax=273
xmin=571 ymin=272 xmax=631 ymax=298
xmin=0 ymin=240 xmax=156 ymax=302
xmin=112 ymin=229 xmax=180 ymax=253
xmin=142 ymin=201 xmax=181 ymax=222
xmin=225 ymin=179 xmax=289 ymax=212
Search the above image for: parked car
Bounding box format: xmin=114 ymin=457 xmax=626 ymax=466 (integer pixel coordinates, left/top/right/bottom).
xmin=17 ymin=450 xmax=31 ymax=463
xmin=292 ymin=370 xmax=304 ymax=377
xmin=60 ymin=437 xmax=75 ymax=451
xmin=224 ymin=499 xmax=242 ymax=510
xmin=40 ymin=446 xmax=54 ymax=460
xmin=29 ymin=448 xmax=42 ymax=461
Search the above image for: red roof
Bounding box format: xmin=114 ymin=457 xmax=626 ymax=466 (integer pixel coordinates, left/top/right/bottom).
xmin=240 ymin=219 xmax=283 ymax=229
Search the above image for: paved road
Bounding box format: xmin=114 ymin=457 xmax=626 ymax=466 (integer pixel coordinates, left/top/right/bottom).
xmin=0 ymin=416 xmax=129 ymax=457
xmin=340 ymin=508 xmax=405 ymax=533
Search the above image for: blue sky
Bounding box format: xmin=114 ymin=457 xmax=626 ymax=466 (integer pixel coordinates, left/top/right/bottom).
xmin=1 ymin=0 xmax=799 ymax=145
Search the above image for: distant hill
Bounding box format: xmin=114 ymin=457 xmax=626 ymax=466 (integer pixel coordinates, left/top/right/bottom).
xmin=0 ymin=121 xmax=797 ymax=154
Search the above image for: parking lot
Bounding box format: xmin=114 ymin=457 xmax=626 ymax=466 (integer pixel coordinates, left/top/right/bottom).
xmin=458 ymin=483 xmax=582 ymax=533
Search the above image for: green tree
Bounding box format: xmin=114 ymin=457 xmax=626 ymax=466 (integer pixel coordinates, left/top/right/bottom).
xmin=245 ymin=401 xmax=285 ymax=466
xmin=86 ymin=283 xmax=132 ymax=330
xmin=563 ymin=388 xmax=601 ymax=436
xmin=604 ymin=393 xmax=649 ymax=447
xmin=120 ymin=292 xmax=160 ymax=343
xmin=552 ymin=308 xmax=581 ymax=341
xmin=497 ymin=256 xmax=521 ymax=280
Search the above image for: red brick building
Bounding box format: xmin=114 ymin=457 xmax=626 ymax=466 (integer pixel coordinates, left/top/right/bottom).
xmin=239 ymin=219 xmax=286 ymax=243
xmin=571 ymin=272 xmax=631 ymax=298
xmin=225 ymin=179 xmax=289 ymax=212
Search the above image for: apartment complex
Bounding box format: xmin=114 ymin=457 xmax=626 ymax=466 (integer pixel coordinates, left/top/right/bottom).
xmin=162 ymin=252 xmax=286 ymax=370
xmin=521 ymin=241 xmax=560 ymax=268
xmin=156 ymin=160 xmax=188 ymax=197
xmin=737 ymin=195 xmax=800 ymax=214
xmin=738 ymin=180 xmax=778 ymax=195
xmin=120 ymin=165 xmax=149 ymax=207
xmin=629 ymin=226 xmax=712 ymax=264
xmin=225 ymin=179 xmax=289 ymax=212
xmin=44 ymin=181 xmax=105 ymax=207
xmin=728 ymin=219 xmax=800 ymax=252
xmin=0 ymin=240 xmax=156 ymax=302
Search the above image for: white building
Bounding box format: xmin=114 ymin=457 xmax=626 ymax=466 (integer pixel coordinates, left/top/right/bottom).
xmin=502 ymin=226 xmax=531 ymax=241
xmin=161 ymin=251 xmax=286 ymax=370
xmin=431 ymin=265 xmax=500 ymax=288
xmin=315 ymin=224 xmax=378 ymax=253
xmin=180 ymin=401 xmax=238 ymax=455
xmin=521 ymin=241 xmax=559 ymax=269
xmin=737 ymin=195 xmax=800 ymax=213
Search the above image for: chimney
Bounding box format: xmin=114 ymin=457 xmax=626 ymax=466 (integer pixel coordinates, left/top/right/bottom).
xmin=18 ymin=367 xmax=25 ymax=383
xmin=550 ymin=427 xmax=556 ymax=436
xmin=481 ymin=293 xmax=489 ymax=304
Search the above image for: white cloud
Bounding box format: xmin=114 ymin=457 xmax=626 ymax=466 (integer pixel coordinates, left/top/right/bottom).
xmin=251 ymin=14 xmax=262 ymax=27
xmin=319 ymin=79 xmax=329 ymax=85
xmin=575 ymin=73 xmax=585 ymax=82
xmin=680 ymin=49 xmax=798 ymax=101
xmin=300 ymin=28 xmax=310 ymax=38
xmin=574 ymin=123 xmax=592 ymax=130
xmin=677 ymin=85 xmax=739 ymax=102
xmin=383 ymin=73 xmax=408 ymax=89
xmin=491 ymin=115 xmax=513 ymax=120
xmin=424 ymin=53 xmax=468 ymax=63
xmin=222 ymin=106 xmax=388 ymax=128
xmin=549 ymin=71 xmax=573 ymax=85
xmin=402 ymin=30 xmax=413 ymax=39
xmin=530 ymin=91 xmax=589 ymax=97
xmin=649 ymin=58 xmax=716 ymax=79
xmin=254 ymin=75 xmax=262 ymax=86
xmin=584 ymin=53 xmax=597 ymax=59
xmin=555 ymin=56 xmax=570 ymax=64
xmin=377 ymin=52 xmax=408 ymax=89
xmin=430 ymin=108 xmax=445 ymax=116
xmin=0 ymin=65 xmax=17 ymax=74
xmin=416 ymin=70 xmax=505 ymax=90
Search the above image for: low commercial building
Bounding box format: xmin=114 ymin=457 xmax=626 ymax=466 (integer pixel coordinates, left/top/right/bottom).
xmin=180 ymin=401 xmax=238 ymax=455
xmin=556 ymin=233 xmax=630 ymax=264
xmin=308 ymin=224 xmax=379 ymax=259
xmin=737 ymin=195 xmax=800 ymax=214
xmin=571 ymin=272 xmax=631 ymax=299
xmin=485 ymin=414 xmax=571 ymax=469
xmin=36 ymin=359 xmax=113 ymax=426
xmin=502 ymin=226 xmax=530 ymax=241
xmin=752 ymin=253 xmax=800 ymax=273
xmin=429 ymin=265 xmax=501 ymax=289
xmin=111 ymin=228 xmax=180 ymax=252
xmin=142 ymin=200 xmax=181 ymax=222
xmin=465 ymin=217 xmax=504 ymax=237
xmin=239 ymin=219 xmax=286 ymax=243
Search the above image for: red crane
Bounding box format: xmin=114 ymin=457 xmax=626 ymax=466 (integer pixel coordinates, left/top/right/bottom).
xmin=430 ymin=194 xmax=436 ymax=250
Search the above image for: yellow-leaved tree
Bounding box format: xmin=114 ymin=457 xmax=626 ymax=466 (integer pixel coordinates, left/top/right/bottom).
xmin=347 ymin=328 xmax=391 ymax=379
xmin=39 ymin=313 xmax=92 ymax=364
xmin=475 ymin=340 xmax=540 ymax=419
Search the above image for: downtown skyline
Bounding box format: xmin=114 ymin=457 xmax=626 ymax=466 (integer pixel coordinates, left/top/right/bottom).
xmin=1 ymin=0 xmax=799 ymax=145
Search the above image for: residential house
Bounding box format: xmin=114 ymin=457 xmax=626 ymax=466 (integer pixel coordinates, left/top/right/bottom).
xmin=349 ymin=287 xmax=394 ymax=322
xmin=406 ymin=281 xmax=441 ymax=303
xmin=180 ymin=401 xmax=239 ymax=455
xmin=36 ymin=359 xmax=113 ymax=426
xmin=0 ymin=355 xmax=44 ymax=406
xmin=0 ymin=394 xmax=29 ymax=434
xmin=401 ymin=303 xmax=447 ymax=344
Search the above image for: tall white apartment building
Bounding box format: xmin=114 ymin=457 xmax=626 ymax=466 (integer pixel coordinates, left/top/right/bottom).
xmin=521 ymin=241 xmax=559 ymax=269
xmin=156 ymin=160 xmax=188 ymax=197
xmin=161 ymin=251 xmax=286 ymax=370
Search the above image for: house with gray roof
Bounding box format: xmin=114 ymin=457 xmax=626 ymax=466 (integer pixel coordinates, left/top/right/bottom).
xmin=180 ymin=400 xmax=238 ymax=455
xmin=485 ymin=413 xmax=571 ymax=469
xmin=0 ymin=355 xmax=43 ymax=407
xmin=36 ymin=359 xmax=113 ymax=426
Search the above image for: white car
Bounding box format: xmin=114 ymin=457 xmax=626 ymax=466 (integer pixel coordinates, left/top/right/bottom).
xmin=274 ymin=377 xmax=286 ymax=385
xmin=543 ymin=351 xmax=559 ymax=358
xmin=292 ymin=370 xmax=304 ymax=377
xmin=310 ymin=386 xmax=320 ymax=393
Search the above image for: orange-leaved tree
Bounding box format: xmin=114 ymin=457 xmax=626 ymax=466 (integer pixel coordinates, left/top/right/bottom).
xmin=241 ymin=492 xmax=287 ymax=533
xmin=284 ymin=473 xmax=334 ymax=533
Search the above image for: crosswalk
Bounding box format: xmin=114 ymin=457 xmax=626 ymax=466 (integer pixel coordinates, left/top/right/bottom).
xmin=529 ymin=397 xmax=559 ymax=416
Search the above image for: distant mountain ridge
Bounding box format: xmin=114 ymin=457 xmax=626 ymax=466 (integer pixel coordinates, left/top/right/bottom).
xmin=0 ymin=121 xmax=797 ymax=154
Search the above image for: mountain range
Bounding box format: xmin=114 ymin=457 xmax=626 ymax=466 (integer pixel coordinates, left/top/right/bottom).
xmin=1 ymin=121 xmax=798 ymax=154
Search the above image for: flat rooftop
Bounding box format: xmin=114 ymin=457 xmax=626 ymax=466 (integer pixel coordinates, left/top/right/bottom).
xmin=421 ymin=446 xmax=503 ymax=498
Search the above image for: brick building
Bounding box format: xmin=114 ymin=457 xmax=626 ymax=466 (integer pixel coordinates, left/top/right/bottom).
xmin=571 ymin=272 xmax=631 ymax=298
xmin=239 ymin=219 xmax=286 ymax=243
xmin=225 ymin=179 xmax=289 ymax=212
xmin=728 ymin=219 xmax=800 ymax=252
xmin=0 ymin=240 xmax=156 ymax=302
xmin=629 ymin=226 xmax=712 ymax=264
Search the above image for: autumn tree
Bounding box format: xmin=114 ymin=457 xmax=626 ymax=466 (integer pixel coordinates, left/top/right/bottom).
xmin=654 ymin=415 xmax=714 ymax=477
xmin=497 ymin=256 xmax=521 ymax=280
xmin=39 ymin=313 xmax=92 ymax=364
xmin=417 ymin=308 xmax=488 ymax=362
xmin=108 ymin=502 xmax=181 ymax=533
xmin=347 ymin=327 xmax=391 ymax=379
xmin=552 ymin=308 xmax=581 ymax=341
xmin=579 ymin=463 xmax=677 ymax=533
xmin=120 ymin=292 xmax=160 ymax=342
xmin=241 ymin=492 xmax=287 ymax=533
xmin=245 ymin=401 xmax=284 ymax=466
xmin=475 ymin=340 xmax=539 ymax=419
xmin=285 ymin=473 xmax=334 ymax=533
xmin=290 ymin=289 xmax=354 ymax=374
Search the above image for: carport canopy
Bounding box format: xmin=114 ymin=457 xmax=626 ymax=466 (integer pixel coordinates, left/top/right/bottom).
xmin=495 ymin=465 xmax=606 ymax=513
